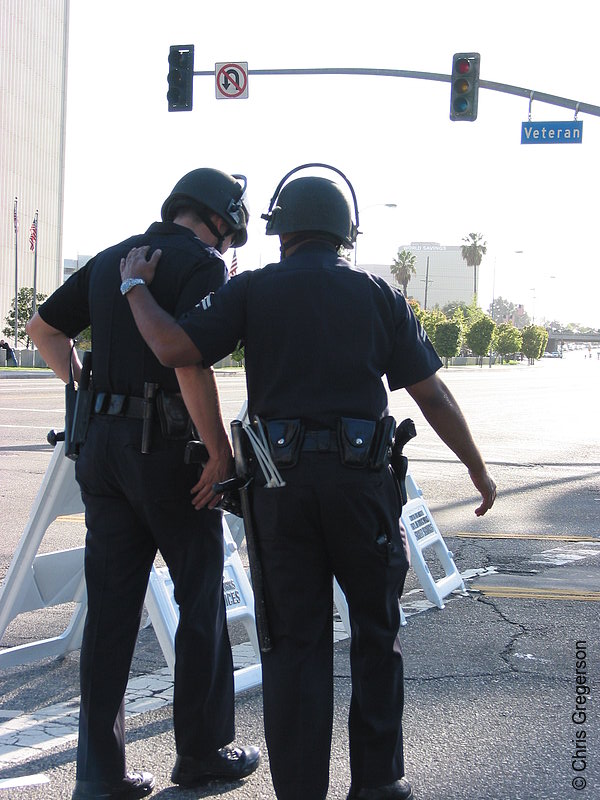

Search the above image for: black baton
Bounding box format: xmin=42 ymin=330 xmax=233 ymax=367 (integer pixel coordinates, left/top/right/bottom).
xmin=142 ymin=382 xmax=158 ymax=454
xmin=230 ymin=419 xmax=272 ymax=653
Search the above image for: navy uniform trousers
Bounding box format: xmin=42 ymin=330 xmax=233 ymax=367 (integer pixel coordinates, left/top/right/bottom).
xmin=252 ymin=453 xmax=410 ymax=800
xmin=74 ymin=415 xmax=234 ymax=783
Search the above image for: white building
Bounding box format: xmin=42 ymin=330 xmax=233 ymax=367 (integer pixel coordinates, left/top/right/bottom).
xmin=364 ymin=241 xmax=478 ymax=311
xmin=64 ymin=254 xmax=92 ymax=281
xmin=0 ymin=1 xmax=69 ymax=341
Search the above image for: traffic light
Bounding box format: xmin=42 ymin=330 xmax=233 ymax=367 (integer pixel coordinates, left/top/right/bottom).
xmin=450 ymin=52 xmax=480 ymax=122
xmin=167 ymin=45 xmax=194 ymax=112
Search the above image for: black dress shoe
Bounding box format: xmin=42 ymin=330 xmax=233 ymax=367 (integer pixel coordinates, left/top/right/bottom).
xmin=171 ymin=743 xmax=261 ymax=786
xmin=347 ymin=777 xmax=414 ymax=800
xmin=72 ymin=770 xmax=155 ymax=799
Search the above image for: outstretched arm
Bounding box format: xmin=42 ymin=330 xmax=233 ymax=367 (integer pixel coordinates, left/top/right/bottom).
xmin=176 ymin=365 xmax=234 ymax=510
xmin=120 ymin=246 xmax=202 ymax=367
xmin=406 ymin=372 xmax=497 ymax=516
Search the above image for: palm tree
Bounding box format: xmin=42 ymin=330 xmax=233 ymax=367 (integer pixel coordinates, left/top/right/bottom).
xmin=390 ymin=249 xmax=417 ymax=297
xmin=461 ymin=233 xmax=487 ymax=298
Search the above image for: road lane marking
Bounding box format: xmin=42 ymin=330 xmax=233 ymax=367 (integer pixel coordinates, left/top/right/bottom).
xmin=471 ymin=585 xmax=600 ymax=601
xmin=0 ymin=774 xmax=49 ymax=789
xmin=453 ymin=532 xmax=599 ymax=542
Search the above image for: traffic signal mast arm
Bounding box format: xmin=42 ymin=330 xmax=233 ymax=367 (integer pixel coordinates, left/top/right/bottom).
xmin=186 ymin=64 xmax=600 ymax=118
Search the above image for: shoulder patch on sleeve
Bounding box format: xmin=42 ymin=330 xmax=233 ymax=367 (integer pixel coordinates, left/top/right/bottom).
xmin=198 ymin=293 xmax=213 ymax=311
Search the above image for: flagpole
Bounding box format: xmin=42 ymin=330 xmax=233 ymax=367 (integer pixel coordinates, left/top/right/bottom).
xmin=31 ymin=210 xmax=39 ymax=320
xmin=13 ymin=197 xmax=19 ymax=350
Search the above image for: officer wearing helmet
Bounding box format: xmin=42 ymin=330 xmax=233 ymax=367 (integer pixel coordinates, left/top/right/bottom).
xmin=119 ymin=164 xmax=497 ymax=800
xmin=27 ymin=168 xmax=260 ymax=800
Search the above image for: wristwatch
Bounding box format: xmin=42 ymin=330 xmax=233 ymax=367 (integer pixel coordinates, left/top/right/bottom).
xmin=120 ymin=277 xmax=146 ymax=296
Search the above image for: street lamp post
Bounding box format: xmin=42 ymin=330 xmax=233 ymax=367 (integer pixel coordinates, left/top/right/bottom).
xmin=354 ymin=203 xmax=397 ymax=266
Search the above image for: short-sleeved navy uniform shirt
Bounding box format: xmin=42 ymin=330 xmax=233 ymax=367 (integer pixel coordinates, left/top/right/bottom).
xmin=39 ymin=222 xmax=227 ymax=396
xmin=180 ymin=242 xmax=442 ymax=427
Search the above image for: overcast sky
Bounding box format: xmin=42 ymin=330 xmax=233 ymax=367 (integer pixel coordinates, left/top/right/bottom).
xmin=63 ymin=0 xmax=600 ymax=327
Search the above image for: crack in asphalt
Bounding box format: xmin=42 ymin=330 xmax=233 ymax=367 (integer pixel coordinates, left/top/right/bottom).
xmin=475 ymin=595 xmax=529 ymax=672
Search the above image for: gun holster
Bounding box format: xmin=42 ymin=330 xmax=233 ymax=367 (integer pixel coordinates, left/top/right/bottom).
xmin=390 ymin=418 xmax=417 ymax=506
xmin=184 ymin=439 xmax=243 ymax=517
xmin=65 ymin=350 xmax=93 ymax=461
xmin=156 ymin=391 xmax=192 ymax=440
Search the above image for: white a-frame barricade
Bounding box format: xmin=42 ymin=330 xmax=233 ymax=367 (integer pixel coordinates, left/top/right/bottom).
xmin=0 ymin=426 xmax=465 ymax=687
xmin=401 ymin=473 xmax=466 ymax=608
xmin=0 ymin=441 xmax=263 ymax=693
xmin=331 ymin=471 xmax=465 ymax=629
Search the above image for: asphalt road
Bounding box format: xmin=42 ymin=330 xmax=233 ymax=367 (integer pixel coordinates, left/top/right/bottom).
xmin=0 ymin=352 xmax=598 ymax=799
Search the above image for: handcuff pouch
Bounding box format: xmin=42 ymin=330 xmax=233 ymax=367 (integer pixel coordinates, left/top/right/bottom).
xmin=337 ymin=417 xmax=376 ymax=467
xmin=265 ymin=418 xmax=304 ymax=468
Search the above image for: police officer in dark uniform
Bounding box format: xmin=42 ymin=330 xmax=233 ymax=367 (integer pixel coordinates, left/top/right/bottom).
xmin=119 ymin=164 xmax=497 ymax=800
xmin=26 ymin=168 xmax=260 ymax=800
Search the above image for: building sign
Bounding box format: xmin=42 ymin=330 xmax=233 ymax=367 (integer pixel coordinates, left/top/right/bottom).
xmin=521 ymin=120 xmax=583 ymax=144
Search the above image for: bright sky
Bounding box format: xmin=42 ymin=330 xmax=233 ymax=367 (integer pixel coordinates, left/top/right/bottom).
xmin=63 ymin=0 xmax=600 ymax=328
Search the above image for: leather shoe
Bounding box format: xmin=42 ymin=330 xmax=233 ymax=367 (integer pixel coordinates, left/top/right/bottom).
xmin=72 ymin=770 xmax=155 ymax=799
xmin=347 ymin=777 xmax=414 ymax=800
xmin=171 ymin=743 xmax=261 ymax=786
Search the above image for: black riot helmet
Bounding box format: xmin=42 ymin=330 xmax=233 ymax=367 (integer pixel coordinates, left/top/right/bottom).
xmin=262 ymin=163 xmax=360 ymax=248
xmin=161 ymin=168 xmax=249 ymax=247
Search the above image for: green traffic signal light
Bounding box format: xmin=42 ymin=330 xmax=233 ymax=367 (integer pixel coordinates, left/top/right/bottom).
xmin=450 ymin=52 xmax=480 ymax=122
xmin=167 ymin=45 xmax=194 ymax=112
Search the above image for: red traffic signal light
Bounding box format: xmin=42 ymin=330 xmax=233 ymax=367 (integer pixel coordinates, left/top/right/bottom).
xmin=167 ymin=45 xmax=194 ymax=112
xmin=450 ymin=52 xmax=480 ymax=121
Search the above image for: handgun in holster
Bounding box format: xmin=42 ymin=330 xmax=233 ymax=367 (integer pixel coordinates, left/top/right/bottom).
xmin=390 ymin=417 xmax=417 ymax=506
xmin=184 ymin=439 xmax=243 ymax=518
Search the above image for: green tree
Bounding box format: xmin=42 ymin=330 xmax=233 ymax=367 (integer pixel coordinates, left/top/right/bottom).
xmin=76 ymin=327 xmax=92 ymax=351
xmin=464 ymin=296 xmax=485 ymax=326
xmin=488 ymin=295 xmax=515 ymax=323
xmin=3 ymin=287 xmax=48 ymax=348
xmin=461 ymin=232 xmax=487 ymax=299
xmin=408 ymin=298 xmax=423 ymax=323
xmin=521 ymin=325 xmax=548 ymax=364
xmin=231 ymin=341 xmax=245 ymax=367
xmin=420 ymin=308 xmax=447 ymax=350
xmin=390 ymin=249 xmax=417 ymax=297
xmin=466 ymin=315 xmax=496 ymax=366
xmin=441 ymin=300 xmax=470 ymax=318
xmin=496 ymin=323 xmax=523 ymax=364
xmin=434 ymin=320 xmax=461 ymax=367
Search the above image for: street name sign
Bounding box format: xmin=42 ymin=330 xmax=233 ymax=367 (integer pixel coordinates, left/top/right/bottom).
xmin=521 ymin=120 xmax=583 ymax=144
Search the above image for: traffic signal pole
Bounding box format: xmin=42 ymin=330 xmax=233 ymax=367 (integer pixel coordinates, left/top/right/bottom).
xmin=189 ymin=65 xmax=600 ymax=118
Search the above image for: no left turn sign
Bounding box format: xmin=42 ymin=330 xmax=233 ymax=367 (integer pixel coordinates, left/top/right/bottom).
xmin=215 ymin=62 xmax=249 ymax=99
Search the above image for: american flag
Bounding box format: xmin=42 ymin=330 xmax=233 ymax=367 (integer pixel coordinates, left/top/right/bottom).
xmin=13 ymin=197 xmax=18 ymax=234
xmin=29 ymin=211 xmax=38 ymax=251
xmin=229 ymin=249 xmax=238 ymax=277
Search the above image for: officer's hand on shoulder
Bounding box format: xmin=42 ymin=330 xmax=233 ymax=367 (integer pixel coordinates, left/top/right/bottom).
xmin=120 ymin=246 xmax=162 ymax=285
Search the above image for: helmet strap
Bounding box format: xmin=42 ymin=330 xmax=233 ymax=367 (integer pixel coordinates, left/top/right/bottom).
xmin=202 ymin=213 xmax=229 ymax=252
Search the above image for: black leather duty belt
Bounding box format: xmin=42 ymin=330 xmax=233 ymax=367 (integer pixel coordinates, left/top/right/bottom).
xmin=302 ymin=429 xmax=337 ymax=452
xmin=93 ymin=393 xmax=146 ymax=419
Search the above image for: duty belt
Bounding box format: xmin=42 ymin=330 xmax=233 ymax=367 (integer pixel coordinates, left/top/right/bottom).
xmin=93 ymin=392 xmax=145 ymax=418
xmin=302 ymin=429 xmax=337 ymax=452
